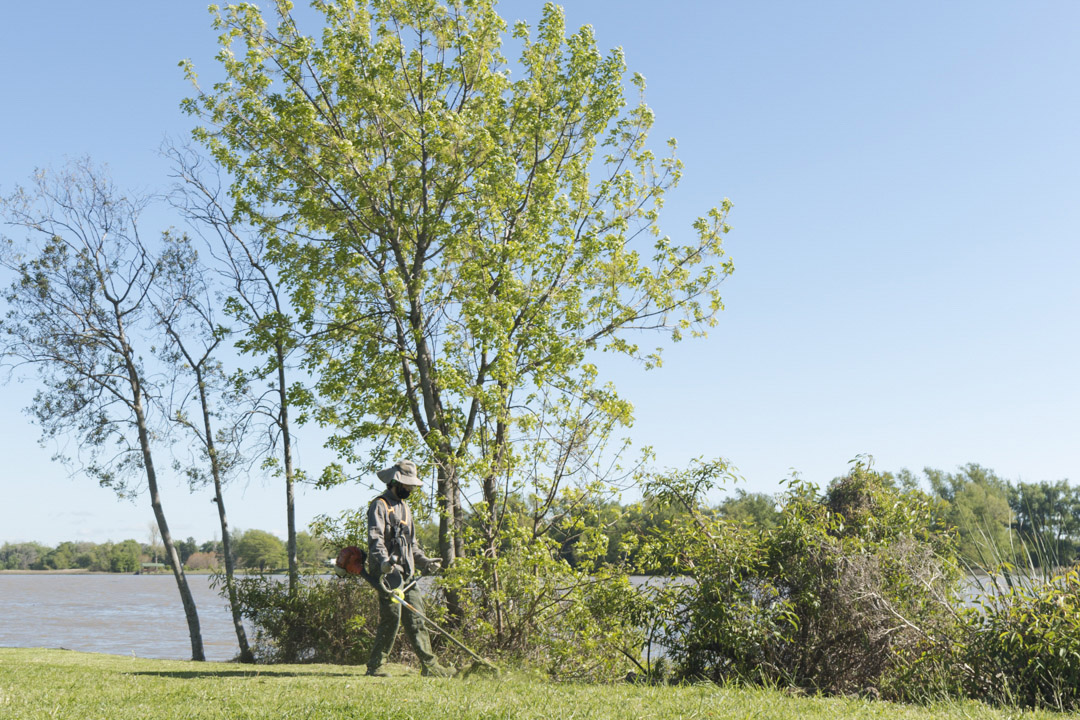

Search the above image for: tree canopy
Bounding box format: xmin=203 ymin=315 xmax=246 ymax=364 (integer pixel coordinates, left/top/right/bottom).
xmin=183 ymin=0 xmax=733 ymax=563
xmin=0 ymin=162 xmax=206 ymax=659
xmin=235 ymin=529 xmax=289 ymax=571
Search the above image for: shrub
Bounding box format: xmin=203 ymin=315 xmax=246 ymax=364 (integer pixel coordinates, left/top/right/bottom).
xmin=310 ymin=507 xmax=647 ymax=680
xmin=225 ymin=571 xmax=412 ymax=665
xmin=185 ymin=551 xmax=219 ymax=571
xmin=436 ymin=517 xmax=648 ymax=681
xmin=958 ymin=567 xmax=1080 ymax=710
xmin=644 ymin=459 xmax=962 ymax=698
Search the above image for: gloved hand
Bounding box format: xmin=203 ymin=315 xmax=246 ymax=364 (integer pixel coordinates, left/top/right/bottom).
xmin=421 ymin=558 xmax=442 ymax=574
xmin=380 ymin=560 xmax=402 ymax=576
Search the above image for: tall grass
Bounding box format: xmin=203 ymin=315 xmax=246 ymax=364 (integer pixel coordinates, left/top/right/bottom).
xmin=956 ymin=513 xmax=1080 ymax=711
xmin=960 ymin=504 xmax=1071 ymax=599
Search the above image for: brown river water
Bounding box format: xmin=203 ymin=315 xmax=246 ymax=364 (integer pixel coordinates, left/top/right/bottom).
xmin=2 ymin=574 xmax=672 ymax=662
xmin=0 ymin=574 xmax=246 ymax=661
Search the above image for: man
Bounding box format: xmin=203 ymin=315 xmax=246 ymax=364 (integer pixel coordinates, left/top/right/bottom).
xmin=365 ymin=459 xmax=453 ymax=677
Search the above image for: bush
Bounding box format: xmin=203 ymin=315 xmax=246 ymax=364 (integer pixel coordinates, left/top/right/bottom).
xmin=310 ymin=507 xmax=648 ymax=681
xmin=644 ymin=459 xmax=962 ymax=699
xmin=185 ymin=551 xmax=219 ymax=571
xmin=226 ymin=572 xmax=412 ymax=665
xmin=958 ymin=567 xmax=1080 ymax=710
xmin=436 ymin=517 xmax=648 ymax=681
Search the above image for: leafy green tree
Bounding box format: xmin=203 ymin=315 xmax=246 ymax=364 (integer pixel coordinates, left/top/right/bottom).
xmin=294 ymin=531 xmax=326 ymax=567
xmin=0 ymin=161 xmax=205 ymax=659
xmin=718 ymin=489 xmax=779 ymax=532
xmin=1009 ymin=479 xmax=1080 ymax=567
xmin=925 ymin=464 xmax=1016 ymax=567
xmin=594 ymin=496 xmax=695 ymax=572
xmin=200 ymin=539 xmax=223 ymax=556
xmin=538 ymin=496 xmax=622 ymax=570
xmin=183 ymin=0 xmax=733 ymax=574
xmin=74 ymin=542 xmax=104 ymax=570
xmin=176 ymin=537 xmax=199 ymax=566
xmin=43 ymin=542 xmax=78 ymax=570
xmin=0 ymin=542 xmax=49 ymax=570
xmin=110 ymin=540 xmax=142 ymax=573
xmin=236 ymin=529 xmax=288 ymax=571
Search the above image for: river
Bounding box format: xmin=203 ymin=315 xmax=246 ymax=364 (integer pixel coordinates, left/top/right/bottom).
xmin=0 ymin=573 xmax=671 ymax=662
xmin=0 ymin=574 xmax=245 ymax=661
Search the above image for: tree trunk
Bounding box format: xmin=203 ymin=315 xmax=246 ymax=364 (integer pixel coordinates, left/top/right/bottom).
xmin=197 ymin=373 xmax=253 ymax=663
xmin=436 ymin=461 xmax=465 ymax=621
xmin=483 ymin=414 xmax=508 ymax=641
xmin=117 ymin=312 xmax=205 ymax=662
xmin=453 ymin=474 xmax=465 ymax=560
xmin=277 ymin=348 xmax=299 ymax=594
xmin=436 ymin=462 xmax=457 ymax=566
xmin=133 ymin=391 xmax=205 ymax=661
xmin=482 ymin=412 xmax=507 ymax=537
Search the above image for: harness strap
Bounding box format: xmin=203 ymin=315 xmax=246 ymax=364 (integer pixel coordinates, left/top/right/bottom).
xmin=376 ymin=496 xmax=410 ymax=527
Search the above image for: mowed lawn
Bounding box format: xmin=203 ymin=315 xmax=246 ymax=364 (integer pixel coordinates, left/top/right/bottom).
xmin=0 ymin=648 xmax=1059 ymax=720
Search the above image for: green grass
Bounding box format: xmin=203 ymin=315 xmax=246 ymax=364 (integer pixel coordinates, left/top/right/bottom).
xmin=0 ymin=648 xmax=1058 ymax=720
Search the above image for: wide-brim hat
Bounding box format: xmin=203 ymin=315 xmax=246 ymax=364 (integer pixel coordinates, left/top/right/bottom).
xmin=377 ymin=460 xmax=422 ymax=487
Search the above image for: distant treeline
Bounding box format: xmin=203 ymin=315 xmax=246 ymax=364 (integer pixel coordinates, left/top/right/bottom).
xmin=0 ymin=529 xmax=330 ymax=573
xmin=912 ymin=463 xmax=1080 ymax=567
xmin=9 ymin=463 xmax=1075 ymax=576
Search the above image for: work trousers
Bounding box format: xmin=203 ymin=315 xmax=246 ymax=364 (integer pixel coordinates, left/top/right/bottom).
xmin=367 ymin=584 xmax=437 ymax=671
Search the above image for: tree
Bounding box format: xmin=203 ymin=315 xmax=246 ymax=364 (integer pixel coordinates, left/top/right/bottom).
xmin=186 ymin=551 xmax=220 ymax=570
xmin=75 ymin=542 xmax=104 ymax=570
xmin=152 ymin=229 xmax=253 ymax=661
xmin=295 ymin=530 xmax=326 ymax=567
xmin=1009 ymin=479 xmax=1080 ymax=566
xmin=925 ymin=464 xmax=1016 ymax=566
xmin=43 ymin=542 xmax=77 ymax=570
xmin=184 ymin=0 xmax=732 ymax=575
xmin=0 ymin=161 xmax=206 ymax=660
xmin=599 ymin=496 xmax=692 ymax=571
xmin=718 ymin=489 xmax=779 ymax=532
xmin=235 ymin=529 xmax=288 ymax=571
xmin=176 ymin=536 xmax=199 ymax=565
xmin=166 ymin=144 xmax=305 ymax=593
xmin=200 ymin=538 xmax=224 ymax=557
xmin=110 ymin=539 xmax=142 ymax=573
xmin=0 ymin=542 xmax=48 ymax=570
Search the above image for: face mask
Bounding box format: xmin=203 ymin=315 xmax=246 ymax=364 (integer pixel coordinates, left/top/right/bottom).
xmin=393 ymin=483 xmax=413 ymax=500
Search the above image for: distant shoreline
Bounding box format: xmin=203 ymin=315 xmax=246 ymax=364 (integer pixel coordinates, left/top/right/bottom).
xmin=0 ymin=569 xmax=301 ymax=576
xmin=0 ymin=569 xmax=219 ymax=575
xmin=0 ymin=568 xmax=94 ymax=575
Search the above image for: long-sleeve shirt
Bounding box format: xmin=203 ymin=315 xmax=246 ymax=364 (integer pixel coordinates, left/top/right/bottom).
xmin=366 ymin=488 xmax=433 ymax=579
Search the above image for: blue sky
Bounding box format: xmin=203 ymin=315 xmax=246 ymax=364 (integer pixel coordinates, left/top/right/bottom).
xmin=1 ymin=1 xmax=1078 ymax=545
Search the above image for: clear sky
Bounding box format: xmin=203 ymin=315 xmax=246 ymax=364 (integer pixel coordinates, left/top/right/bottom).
xmin=1 ymin=1 xmax=1077 ymax=546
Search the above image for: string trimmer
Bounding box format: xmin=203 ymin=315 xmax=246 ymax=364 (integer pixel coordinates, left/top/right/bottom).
xmin=336 ymin=545 xmax=500 ymax=675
